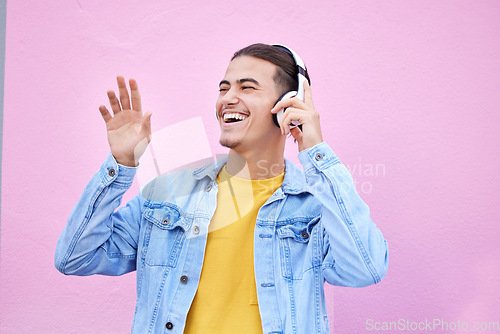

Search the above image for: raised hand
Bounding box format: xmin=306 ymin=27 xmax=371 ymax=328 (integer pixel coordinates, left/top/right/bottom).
xmin=271 ymin=80 xmax=323 ymax=152
xmin=99 ymin=76 xmax=152 ymax=167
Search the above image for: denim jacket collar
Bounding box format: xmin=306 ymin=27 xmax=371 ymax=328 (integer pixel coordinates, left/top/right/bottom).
xmin=191 ymin=156 xmax=227 ymax=181
xmin=192 ymin=156 xmax=307 ymax=195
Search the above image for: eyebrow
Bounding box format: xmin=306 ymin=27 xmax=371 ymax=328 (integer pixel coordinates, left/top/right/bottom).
xmin=219 ymin=78 xmax=261 ymax=87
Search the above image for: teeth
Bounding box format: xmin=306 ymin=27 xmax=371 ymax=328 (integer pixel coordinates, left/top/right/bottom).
xmin=223 ymin=113 xmax=248 ymax=122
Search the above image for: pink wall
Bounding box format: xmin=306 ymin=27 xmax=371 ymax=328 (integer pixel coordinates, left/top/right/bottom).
xmin=2 ymin=1 xmax=499 ymax=333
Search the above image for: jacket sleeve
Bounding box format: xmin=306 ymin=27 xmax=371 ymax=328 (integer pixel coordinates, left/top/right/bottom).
xmin=55 ymin=153 xmax=144 ymax=276
xmin=298 ymin=142 xmax=389 ymax=287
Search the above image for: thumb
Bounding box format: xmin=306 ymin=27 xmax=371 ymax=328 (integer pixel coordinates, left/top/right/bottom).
xmin=142 ymin=111 xmax=152 ymax=141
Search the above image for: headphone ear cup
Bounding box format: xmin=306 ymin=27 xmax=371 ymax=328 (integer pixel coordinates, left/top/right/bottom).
xmin=273 ymin=91 xmax=297 ymax=128
xmin=272 ymin=112 xmax=280 ymax=127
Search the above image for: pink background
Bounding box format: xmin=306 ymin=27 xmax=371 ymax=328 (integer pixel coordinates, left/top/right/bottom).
xmin=1 ymin=1 xmax=499 ymax=333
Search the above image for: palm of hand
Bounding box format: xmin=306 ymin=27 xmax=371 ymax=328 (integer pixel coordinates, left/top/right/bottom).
xmin=99 ymin=76 xmax=152 ymax=167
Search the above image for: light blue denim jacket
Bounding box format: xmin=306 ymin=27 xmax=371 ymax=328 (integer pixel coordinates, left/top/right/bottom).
xmin=55 ymin=142 xmax=388 ymax=334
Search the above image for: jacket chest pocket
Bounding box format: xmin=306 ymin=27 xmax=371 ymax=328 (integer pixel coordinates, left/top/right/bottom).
xmin=276 ymin=216 xmax=320 ymax=280
xmin=142 ymin=205 xmax=189 ymax=267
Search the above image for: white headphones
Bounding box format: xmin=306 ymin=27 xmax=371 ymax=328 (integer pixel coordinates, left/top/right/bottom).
xmin=271 ymin=44 xmax=310 ymax=129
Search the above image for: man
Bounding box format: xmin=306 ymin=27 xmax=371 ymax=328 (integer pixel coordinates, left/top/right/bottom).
xmin=55 ymin=43 xmax=388 ymax=333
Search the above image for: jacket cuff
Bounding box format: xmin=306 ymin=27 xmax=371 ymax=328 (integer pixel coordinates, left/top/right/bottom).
xmin=298 ymin=142 xmax=341 ymax=173
xmin=99 ymin=153 xmax=138 ymax=187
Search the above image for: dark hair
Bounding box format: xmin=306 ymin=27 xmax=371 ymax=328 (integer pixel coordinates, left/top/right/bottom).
xmin=231 ymin=43 xmax=308 ymax=96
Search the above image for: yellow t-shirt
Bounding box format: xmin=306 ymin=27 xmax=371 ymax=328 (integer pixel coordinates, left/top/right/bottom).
xmin=183 ymin=165 xmax=284 ymax=334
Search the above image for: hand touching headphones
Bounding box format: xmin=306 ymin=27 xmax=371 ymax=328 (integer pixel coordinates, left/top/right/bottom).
xmin=270 ymin=44 xmax=323 ymax=152
xmin=271 ymin=44 xmax=311 ymax=130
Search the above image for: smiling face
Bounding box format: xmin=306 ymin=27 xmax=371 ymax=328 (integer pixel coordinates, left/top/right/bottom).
xmin=216 ymin=56 xmax=283 ymax=155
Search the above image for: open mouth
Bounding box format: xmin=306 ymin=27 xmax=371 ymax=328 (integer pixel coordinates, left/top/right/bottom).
xmin=223 ymin=113 xmax=248 ymax=123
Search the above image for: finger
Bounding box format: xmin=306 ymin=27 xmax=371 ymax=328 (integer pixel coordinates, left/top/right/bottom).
xmin=278 ymin=107 xmax=291 ymax=135
xmin=129 ymin=78 xmax=142 ymax=112
xmin=107 ymin=90 xmax=122 ymax=114
xmin=278 ymin=107 xmax=289 ymax=135
xmin=290 ymin=126 xmax=303 ymax=142
xmin=303 ymin=80 xmax=314 ymax=106
xmin=117 ymin=75 xmax=131 ymax=110
xmin=280 ymin=108 xmax=303 ymax=136
xmin=98 ymin=105 xmax=112 ymax=123
xmin=279 ymin=108 xmax=294 ymax=136
xmin=271 ymin=97 xmax=306 ymax=114
xmin=271 ymin=99 xmax=292 ymax=114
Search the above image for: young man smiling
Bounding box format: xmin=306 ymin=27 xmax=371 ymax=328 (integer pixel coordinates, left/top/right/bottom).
xmin=55 ymin=43 xmax=388 ymax=333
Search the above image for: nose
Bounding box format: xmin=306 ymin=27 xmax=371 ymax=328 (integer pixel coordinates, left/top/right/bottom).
xmin=220 ymin=87 xmax=239 ymax=105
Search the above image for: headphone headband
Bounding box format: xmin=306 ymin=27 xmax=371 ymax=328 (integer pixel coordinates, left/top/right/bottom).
xmin=271 ymin=44 xmax=310 ymax=101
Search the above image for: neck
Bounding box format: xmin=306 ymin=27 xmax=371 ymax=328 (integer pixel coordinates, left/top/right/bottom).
xmin=225 ymin=147 xmax=285 ymax=180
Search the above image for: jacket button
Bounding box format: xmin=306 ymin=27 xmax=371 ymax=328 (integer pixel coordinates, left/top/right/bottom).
xmin=180 ymin=275 xmax=189 ymax=284
xmin=165 ymin=322 xmax=173 ymax=330
xmin=314 ymin=152 xmax=324 ymax=161
xmin=108 ymin=168 xmax=116 ymax=177
xmin=193 ymin=225 xmax=200 ymax=235
xmin=205 ymin=184 xmax=212 ymax=192
xmin=301 ymin=230 xmax=309 ymax=239
xmin=162 ymin=218 xmax=169 ymax=225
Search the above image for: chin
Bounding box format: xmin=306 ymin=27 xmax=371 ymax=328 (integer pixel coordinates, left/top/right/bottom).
xmin=219 ymin=137 xmax=239 ymax=149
